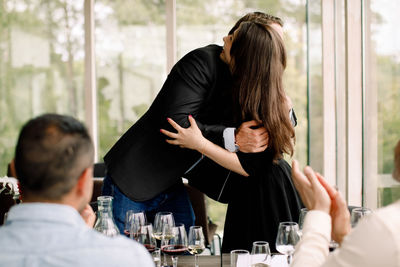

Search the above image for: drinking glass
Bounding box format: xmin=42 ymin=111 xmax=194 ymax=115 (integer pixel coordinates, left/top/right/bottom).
xmin=251 ymin=241 xmax=271 ymax=266
xmin=298 ymin=208 xmax=308 ymax=234
xmin=137 ymin=223 xmax=157 ymax=253
xmin=275 ymin=222 xmax=300 ymax=265
xmin=152 ymin=248 xmax=161 ymax=267
xmin=124 ymin=210 xmax=146 ymax=240
xmin=351 ymin=207 xmax=372 ymax=227
xmin=161 ymin=223 xmax=188 ymax=267
xmin=188 ymin=226 xmax=205 ymax=267
xmin=230 ymin=249 xmax=250 ymax=267
xmin=153 ymin=212 xmax=175 ymax=266
xmin=93 ymin=196 xmax=119 ymax=237
xmin=3 ymin=212 xmax=8 ymax=224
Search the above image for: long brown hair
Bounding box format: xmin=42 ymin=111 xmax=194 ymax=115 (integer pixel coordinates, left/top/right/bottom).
xmin=230 ymin=20 xmax=294 ymax=160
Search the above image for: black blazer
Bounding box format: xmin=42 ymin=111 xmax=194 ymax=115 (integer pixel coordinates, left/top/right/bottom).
xmin=104 ymin=45 xmax=234 ymax=201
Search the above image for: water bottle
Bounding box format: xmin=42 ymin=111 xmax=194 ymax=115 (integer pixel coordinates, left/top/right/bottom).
xmin=93 ymin=196 xmax=120 ymax=237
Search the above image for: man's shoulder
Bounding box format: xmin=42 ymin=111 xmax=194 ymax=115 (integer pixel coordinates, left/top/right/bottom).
xmin=372 ymin=200 xmax=400 ymax=229
xmin=179 ymin=44 xmax=222 ymax=66
xmin=0 ymin=227 xmax=153 ymax=266
xmin=190 ymin=44 xmax=222 ymax=55
xmin=83 ymin=233 xmax=153 ymax=266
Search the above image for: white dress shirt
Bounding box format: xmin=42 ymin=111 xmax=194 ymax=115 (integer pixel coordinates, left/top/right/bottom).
xmin=292 ymin=200 xmax=400 ymax=267
xmin=0 ymin=203 xmax=154 ymax=267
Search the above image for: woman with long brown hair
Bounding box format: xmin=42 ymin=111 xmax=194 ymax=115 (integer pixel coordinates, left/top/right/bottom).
xmin=161 ymin=19 xmax=303 ymax=252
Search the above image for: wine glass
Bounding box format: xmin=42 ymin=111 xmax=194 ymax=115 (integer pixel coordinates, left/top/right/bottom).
xmin=153 ymin=212 xmax=175 ymax=266
xmin=161 ymin=223 xmax=188 ymax=267
xmin=188 ymin=226 xmax=205 ymax=267
xmin=298 ymin=208 xmax=308 ymax=234
xmin=137 ymin=223 xmax=157 ymax=253
xmin=275 ymin=222 xmax=300 ymax=265
xmin=251 ymin=241 xmax=271 ymax=266
xmin=230 ymin=249 xmax=250 ymax=267
xmin=124 ymin=210 xmax=146 ymax=240
xmin=351 ymin=207 xmax=372 ymax=227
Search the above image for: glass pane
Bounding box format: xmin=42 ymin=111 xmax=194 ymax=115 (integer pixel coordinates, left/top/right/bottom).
xmin=364 ymin=0 xmax=400 ymax=207
xmin=176 ymin=0 xmax=309 ymax=234
xmin=95 ymin=0 xmax=167 ymax=158
xmin=0 ymin=0 xmax=85 ymax=175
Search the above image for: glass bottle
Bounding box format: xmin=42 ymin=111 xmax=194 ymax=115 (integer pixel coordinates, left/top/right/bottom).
xmin=94 ymin=196 xmax=120 ymax=237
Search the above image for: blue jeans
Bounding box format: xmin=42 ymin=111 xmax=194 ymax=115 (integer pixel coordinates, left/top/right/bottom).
xmin=102 ymin=175 xmax=195 ymax=235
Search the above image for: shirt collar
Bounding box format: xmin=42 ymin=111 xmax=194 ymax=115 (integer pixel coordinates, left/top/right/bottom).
xmin=6 ymin=203 xmax=86 ymax=227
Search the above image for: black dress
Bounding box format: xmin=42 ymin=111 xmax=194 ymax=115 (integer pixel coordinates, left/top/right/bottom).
xmin=221 ymin=148 xmax=303 ymax=253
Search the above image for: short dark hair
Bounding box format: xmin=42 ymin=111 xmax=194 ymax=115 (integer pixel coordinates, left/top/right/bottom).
xmin=229 ymin=11 xmax=284 ymax=35
xmin=15 ymin=114 xmax=94 ymax=200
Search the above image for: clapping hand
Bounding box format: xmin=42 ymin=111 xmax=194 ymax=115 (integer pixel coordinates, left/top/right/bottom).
xmin=291 ymin=160 xmax=351 ymax=244
xmin=291 ymin=160 xmax=331 ymax=213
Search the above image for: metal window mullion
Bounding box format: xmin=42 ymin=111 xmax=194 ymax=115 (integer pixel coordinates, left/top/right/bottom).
xmin=166 ymin=0 xmax=176 ymax=73
xmin=345 ymin=0 xmax=363 ymax=206
xmin=362 ymin=0 xmax=378 ymax=209
xmin=322 ymin=0 xmax=337 ymax=186
xmin=84 ymin=0 xmax=98 ymax=161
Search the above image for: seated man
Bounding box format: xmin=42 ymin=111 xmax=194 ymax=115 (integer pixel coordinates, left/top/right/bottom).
xmin=290 ymin=141 xmax=400 ymax=267
xmin=0 ymin=114 xmax=153 ymax=266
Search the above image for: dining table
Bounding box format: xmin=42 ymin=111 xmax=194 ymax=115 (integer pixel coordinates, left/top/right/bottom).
xmin=162 ymin=253 xmax=289 ymax=267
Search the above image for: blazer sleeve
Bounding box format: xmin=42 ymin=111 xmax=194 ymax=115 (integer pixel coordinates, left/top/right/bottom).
xmin=158 ymin=47 xmax=228 ymax=145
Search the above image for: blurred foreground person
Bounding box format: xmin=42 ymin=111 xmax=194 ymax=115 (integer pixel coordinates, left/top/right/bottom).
xmin=0 ymin=114 xmax=153 ymax=267
xmin=291 ymin=140 xmax=400 ymax=267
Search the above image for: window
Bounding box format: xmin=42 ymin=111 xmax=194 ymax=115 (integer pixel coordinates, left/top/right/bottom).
xmin=364 ymin=0 xmax=400 ymax=208
xmin=0 ymin=0 xmax=85 ymax=174
xmin=95 ymin=0 xmax=167 ymax=159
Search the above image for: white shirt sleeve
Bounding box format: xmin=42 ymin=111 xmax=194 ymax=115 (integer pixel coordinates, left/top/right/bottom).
xmin=292 ymin=202 xmax=400 ymax=267
xmin=223 ymin=127 xmax=238 ymax=152
xmin=291 ymin=210 xmax=331 ymax=267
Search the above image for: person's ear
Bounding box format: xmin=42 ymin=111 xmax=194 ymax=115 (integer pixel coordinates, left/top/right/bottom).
xmin=10 ymin=159 xmax=17 ymax=177
xmin=76 ymin=166 xmax=94 ymax=200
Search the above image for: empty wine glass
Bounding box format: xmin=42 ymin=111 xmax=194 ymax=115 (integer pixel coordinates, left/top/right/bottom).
xmin=251 ymin=241 xmax=271 ymax=266
xmin=137 ymin=223 xmax=157 ymax=253
xmin=275 ymin=222 xmax=300 ymax=265
xmin=124 ymin=210 xmax=146 ymax=240
xmin=351 ymin=207 xmax=372 ymax=227
xmin=230 ymin=249 xmax=250 ymax=267
xmin=161 ymin=223 xmax=188 ymax=267
xmin=188 ymin=226 xmax=205 ymax=267
xmin=298 ymin=208 xmax=308 ymax=235
xmin=153 ymin=211 xmax=175 ymax=266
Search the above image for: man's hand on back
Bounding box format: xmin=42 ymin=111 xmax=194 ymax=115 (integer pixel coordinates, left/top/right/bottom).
xmin=235 ymin=120 xmax=269 ymax=153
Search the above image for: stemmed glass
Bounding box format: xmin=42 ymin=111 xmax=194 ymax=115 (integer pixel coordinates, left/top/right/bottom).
xmin=351 ymin=207 xmax=372 ymax=227
xmin=188 ymin=226 xmax=205 ymax=267
xmin=124 ymin=210 xmax=146 ymax=240
xmin=298 ymin=208 xmax=308 ymax=235
xmin=275 ymin=222 xmax=300 ymax=265
xmin=137 ymin=223 xmax=157 ymax=253
xmin=153 ymin=212 xmax=175 ymax=266
xmin=161 ymin=223 xmax=188 ymax=267
xmin=251 ymin=241 xmax=271 ymax=266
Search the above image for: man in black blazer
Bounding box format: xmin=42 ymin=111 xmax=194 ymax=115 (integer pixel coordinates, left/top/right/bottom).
xmin=103 ymin=12 xmax=283 ymax=233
